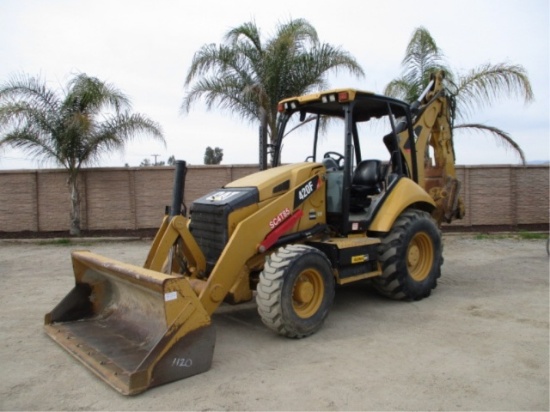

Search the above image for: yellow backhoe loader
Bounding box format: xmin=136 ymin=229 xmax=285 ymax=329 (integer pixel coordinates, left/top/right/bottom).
xmin=45 ymin=71 xmax=464 ymax=395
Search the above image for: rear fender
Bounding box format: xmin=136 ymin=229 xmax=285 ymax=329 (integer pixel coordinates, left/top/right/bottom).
xmin=369 ymin=178 xmax=436 ymax=233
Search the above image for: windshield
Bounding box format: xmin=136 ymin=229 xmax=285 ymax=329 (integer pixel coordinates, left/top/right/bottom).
xmin=276 ymin=112 xmax=397 ymax=166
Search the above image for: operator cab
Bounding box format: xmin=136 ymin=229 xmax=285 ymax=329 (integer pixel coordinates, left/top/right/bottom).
xmin=274 ymin=89 xmax=417 ymax=235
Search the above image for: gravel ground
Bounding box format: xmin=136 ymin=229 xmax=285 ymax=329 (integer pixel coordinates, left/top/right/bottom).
xmin=0 ymin=234 xmax=548 ymax=411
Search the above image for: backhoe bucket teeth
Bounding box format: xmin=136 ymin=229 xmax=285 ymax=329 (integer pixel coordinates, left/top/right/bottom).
xmin=44 ymin=250 xmax=215 ymax=395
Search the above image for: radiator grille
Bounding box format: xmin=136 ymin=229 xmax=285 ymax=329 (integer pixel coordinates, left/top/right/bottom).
xmin=189 ymin=202 xmax=228 ymax=274
xmin=189 ymin=187 xmax=259 ymax=275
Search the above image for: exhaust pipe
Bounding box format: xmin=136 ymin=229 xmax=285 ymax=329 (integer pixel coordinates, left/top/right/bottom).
xmin=170 ymin=160 xmax=187 ymax=217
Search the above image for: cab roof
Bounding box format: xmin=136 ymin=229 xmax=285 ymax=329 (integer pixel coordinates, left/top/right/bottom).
xmin=278 ymin=88 xmax=410 ymax=122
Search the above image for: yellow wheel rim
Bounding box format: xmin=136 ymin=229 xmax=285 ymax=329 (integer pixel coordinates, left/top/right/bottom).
xmin=407 ymin=232 xmax=434 ymax=281
xmin=292 ymin=269 xmax=324 ymax=318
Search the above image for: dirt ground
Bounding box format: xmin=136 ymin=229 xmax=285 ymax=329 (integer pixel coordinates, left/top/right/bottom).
xmin=0 ymin=234 xmax=548 ymax=411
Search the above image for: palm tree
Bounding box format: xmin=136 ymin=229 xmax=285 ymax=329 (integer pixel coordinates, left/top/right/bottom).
xmin=0 ymin=73 xmax=165 ymax=235
xmin=385 ymin=26 xmax=534 ymax=164
xmin=182 ymin=18 xmax=365 ymax=167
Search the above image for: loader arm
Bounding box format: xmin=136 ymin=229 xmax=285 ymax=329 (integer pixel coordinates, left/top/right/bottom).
xmin=144 ymin=214 xmax=206 ymax=275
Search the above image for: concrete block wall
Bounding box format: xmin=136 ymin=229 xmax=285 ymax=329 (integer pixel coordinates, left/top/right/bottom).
xmin=449 ymin=165 xmax=550 ymax=227
xmin=0 ymin=164 xmax=548 ymax=233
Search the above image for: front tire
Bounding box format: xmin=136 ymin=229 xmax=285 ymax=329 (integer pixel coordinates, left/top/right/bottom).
xmin=373 ymin=209 xmax=442 ymax=300
xmin=256 ymin=244 xmax=335 ymax=338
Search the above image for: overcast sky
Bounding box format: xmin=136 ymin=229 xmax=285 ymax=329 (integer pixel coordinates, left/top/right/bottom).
xmin=0 ymin=0 xmax=548 ymax=169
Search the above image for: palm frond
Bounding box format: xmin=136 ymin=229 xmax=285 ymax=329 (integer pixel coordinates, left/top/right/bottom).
xmin=0 ymin=101 xmax=55 ymax=133
xmin=78 ymin=113 xmax=164 ymax=167
xmin=454 ymin=123 xmax=526 ymax=165
xmin=401 ymin=27 xmax=449 ymax=92
xmin=0 ymin=73 xmax=61 ymax=115
xmin=454 ymin=63 xmax=534 ymax=120
xmin=185 ymin=77 xmax=258 ymax=122
xmin=225 ymin=21 xmax=263 ymax=52
xmin=384 ymin=78 xmax=413 ymax=100
xmin=64 ymin=74 xmax=131 ymax=115
xmin=185 ymin=44 xmax=240 ymax=86
xmin=0 ymin=127 xmax=63 ymax=165
xmin=270 ymin=18 xmax=318 ymax=54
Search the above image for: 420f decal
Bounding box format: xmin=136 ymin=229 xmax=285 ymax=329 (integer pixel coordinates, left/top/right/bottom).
xmin=293 ymin=175 xmax=320 ymax=209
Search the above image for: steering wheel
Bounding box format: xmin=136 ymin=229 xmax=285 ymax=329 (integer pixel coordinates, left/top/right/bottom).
xmin=323 ymin=151 xmax=345 ymax=169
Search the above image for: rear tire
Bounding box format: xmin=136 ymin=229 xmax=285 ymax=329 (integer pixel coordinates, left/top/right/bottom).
xmin=256 ymin=244 xmax=335 ymax=338
xmin=373 ymin=209 xmax=442 ymax=300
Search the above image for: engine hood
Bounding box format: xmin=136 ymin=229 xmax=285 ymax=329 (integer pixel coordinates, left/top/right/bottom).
xmin=225 ymin=162 xmax=324 ymax=202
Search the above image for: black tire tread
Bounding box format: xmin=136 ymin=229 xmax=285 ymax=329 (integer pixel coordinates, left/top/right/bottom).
xmin=373 ymin=209 xmax=443 ymax=300
xmin=256 ymin=244 xmax=332 ymax=338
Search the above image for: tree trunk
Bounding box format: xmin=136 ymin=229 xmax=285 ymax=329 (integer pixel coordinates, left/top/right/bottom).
xmin=268 ymin=107 xmax=279 ymax=167
xmin=68 ymin=175 xmax=81 ymax=236
xmin=259 ymin=109 xmax=268 ymax=170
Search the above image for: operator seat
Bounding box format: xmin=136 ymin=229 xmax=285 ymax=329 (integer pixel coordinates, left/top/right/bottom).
xmin=350 ymin=159 xmax=383 ymax=211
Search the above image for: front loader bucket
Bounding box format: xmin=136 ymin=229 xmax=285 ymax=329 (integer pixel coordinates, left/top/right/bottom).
xmin=44 ymin=250 xmax=215 ymax=395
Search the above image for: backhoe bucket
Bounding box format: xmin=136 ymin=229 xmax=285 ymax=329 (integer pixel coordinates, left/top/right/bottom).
xmin=44 ymin=250 xmax=215 ymax=395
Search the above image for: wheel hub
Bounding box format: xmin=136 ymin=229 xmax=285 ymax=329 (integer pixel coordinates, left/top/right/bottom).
xmin=408 ymin=245 xmax=420 ymax=267
xmin=407 ymin=232 xmax=434 ymax=282
xmin=294 ymin=276 xmax=314 ymax=304
xmin=292 ymin=269 xmax=324 ymax=318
